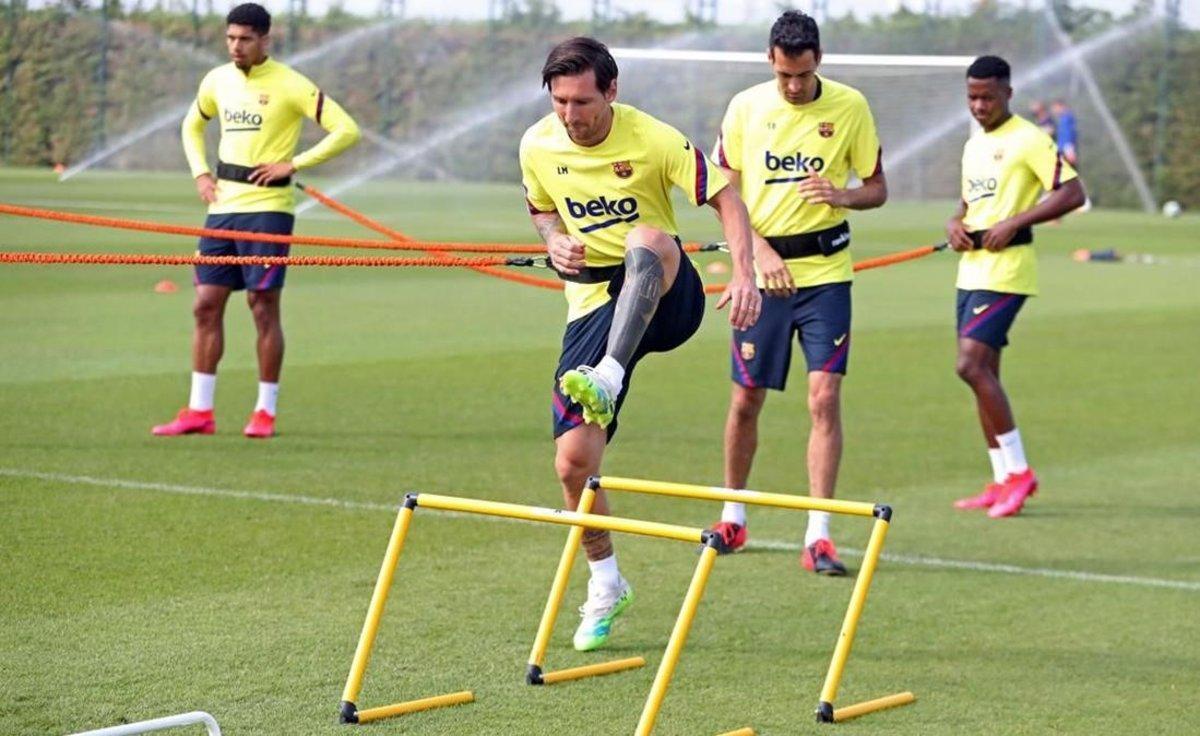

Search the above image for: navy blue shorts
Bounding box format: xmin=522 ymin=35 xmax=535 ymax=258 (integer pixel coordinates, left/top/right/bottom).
xmin=195 ymin=212 xmax=294 ymax=291
xmin=956 ymin=289 xmax=1027 ymax=350
xmin=552 ymin=250 xmax=704 ymax=441
xmin=730 ymin=281 xmax=851 ymax=390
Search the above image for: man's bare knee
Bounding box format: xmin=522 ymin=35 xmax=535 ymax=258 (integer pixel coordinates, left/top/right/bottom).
xmin=730 ymin=385 xmax=767 ymax=422
xmin=807 ymin=375 xmax=841 ymax=427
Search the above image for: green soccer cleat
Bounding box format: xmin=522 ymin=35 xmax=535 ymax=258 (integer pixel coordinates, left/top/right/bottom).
xmin=559 ymin=366 xmax=617 ymax=429
xmin=573 ymin=577 xmax=634 ymax=652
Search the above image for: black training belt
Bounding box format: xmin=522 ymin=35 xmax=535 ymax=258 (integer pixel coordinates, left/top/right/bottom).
xmin=969 ymin=226 xmax=1032 ymax=250
xmin=216 ymin=160 xmax=291 ymax=188
xmin=765 ymin=221 xmax=851 ymax=260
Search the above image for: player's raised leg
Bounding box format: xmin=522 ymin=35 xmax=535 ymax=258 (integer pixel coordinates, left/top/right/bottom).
xmin=560 ymin=225 xmax=680 ymax=428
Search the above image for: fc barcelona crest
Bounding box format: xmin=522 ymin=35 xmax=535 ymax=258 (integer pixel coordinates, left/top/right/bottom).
xmin=259 ymin=93 xmax=270 ymax=106
xmin=818 ymin=122 xmax=835 ymax=138
xmin=993 ymin=148 xmax=1005 ymax=162
xmin=740 ymin=341 xmax=756 ymax=361
xmin=612 ymin=160 xmax=633 ymax=179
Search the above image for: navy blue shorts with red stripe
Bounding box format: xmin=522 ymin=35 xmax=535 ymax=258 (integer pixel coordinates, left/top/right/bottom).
xmin=552 ymin=244 xmax=704 ymax=441
xmin=730 ymin=281 xmax=851 ymax=391
xmin=195 ymin=211 xmax=294 ymax=292
xmin=956 ymin=289 xmax=1027 ymax=350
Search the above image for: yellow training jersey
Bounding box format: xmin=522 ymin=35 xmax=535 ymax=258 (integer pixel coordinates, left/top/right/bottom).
xmin=520 ymin=103 xmax=728 ymax=321
xmin=957 ymin=114 xmax=1077 ymax=296
xmin=181 ymin=58 xmax=360 ymax=215
xmin=713 ymin=77 xmax=881 ymax=288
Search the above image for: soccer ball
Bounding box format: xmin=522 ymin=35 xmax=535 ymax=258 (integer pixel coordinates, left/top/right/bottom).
xmin=1162 ymin=200 xmax=1182 ymax=218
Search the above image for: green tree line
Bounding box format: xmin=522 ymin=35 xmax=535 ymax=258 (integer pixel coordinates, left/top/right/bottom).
xmin=0 ymin=1 xmax=1195 ymax=208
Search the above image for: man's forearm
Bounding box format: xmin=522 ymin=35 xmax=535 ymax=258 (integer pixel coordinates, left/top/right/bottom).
xmin=839 ymin=175 xmax=887 ymax=210
xmin=531 ymin=211 xmax=566 ymax=244
xmin=1009 ymin=180 xmax=1086 ymax=229
xmin=712 ymin=187 xmax=754 ymax=278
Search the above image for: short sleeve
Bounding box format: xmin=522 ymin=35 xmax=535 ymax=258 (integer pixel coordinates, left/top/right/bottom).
xmin=712 ymin=96 xmax=743 ymax=170
xmin=661 ymin=124 xmax=727 ymax=207
xmin=1026 ymin=134 xmax=1077 ymax=191
xmin=849 ymin=97 xmax=882 ymax=179
xmin=519 ymin=136 xmax=555 ymax=214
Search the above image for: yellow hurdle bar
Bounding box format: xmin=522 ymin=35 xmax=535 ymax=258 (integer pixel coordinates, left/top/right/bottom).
xmin=816 ymin=513 xmax=892 ymax=722
xmin=540 ymin=656 xmax=647 ymax=685
xmin=417 ymin=493 xmax=705 ymax=543
xmin=635 ymin=543 xmax=720 ymax=736
xmin=356 ymin=691 xmax=475 ymax=723
xmin=339 ymin=503 xmax=417 ymax=723
xmin=715 ymin=729 xmax=756 ymax=736
xmin=597 ymin=476 xmax=878 ymax=517
xmin=833 ymin=691 xmax=916 ymax=722
xmin=340 ymin=491 xmax=713 ymax=727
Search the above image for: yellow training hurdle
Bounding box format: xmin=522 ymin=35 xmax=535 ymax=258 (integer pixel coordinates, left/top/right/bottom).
xmin=524 ymin=475 xmax=915 ymax=727
xmin=337 ymin=492 xmax=725 ymax=735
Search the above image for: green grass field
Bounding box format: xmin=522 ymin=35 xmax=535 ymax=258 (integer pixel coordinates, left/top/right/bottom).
xmin=1 ymin=166 xmax=1197 ymax=735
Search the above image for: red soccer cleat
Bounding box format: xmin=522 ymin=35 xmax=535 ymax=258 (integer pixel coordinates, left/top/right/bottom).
xmin=152 ymin=408 xmax=215 ymax=436
xmin=954 ymin=482 xmax=1007 ymax=510
xmin=708 ymin=521 xmax=747 ymax=554
xmin=243 ymin=409 xmax=276 ymax=439
xmin=801 ymin=538 xmax=847 ymax=576
xmin=987 ymin=469 xmax=1039 ymax=518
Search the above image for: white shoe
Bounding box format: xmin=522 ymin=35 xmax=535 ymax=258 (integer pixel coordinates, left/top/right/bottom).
xmin=572 ymin=576 xmax=634 ymax=651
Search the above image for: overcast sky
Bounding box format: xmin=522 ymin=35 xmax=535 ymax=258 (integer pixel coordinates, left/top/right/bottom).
xmin=286 ymin=0 xmax=1193 ymax=29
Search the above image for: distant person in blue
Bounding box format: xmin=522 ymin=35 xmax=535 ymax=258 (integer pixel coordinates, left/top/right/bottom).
xmin=1051 ymin=99 xmax=1078 ymax=166
xmin=1029 ymin=100 xmax=1055 ymax=139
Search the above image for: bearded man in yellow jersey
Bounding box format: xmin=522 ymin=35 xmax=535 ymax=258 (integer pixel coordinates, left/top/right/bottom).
xmin=152 ymin=3 xmax=359 ymax=439
xmin=948 ymin=56 xmax=1085 ymax=518
xmin=706 ymin=11 xmax=887 ymax=575
xmin=520 ymin=37 xmax=760 ymax=653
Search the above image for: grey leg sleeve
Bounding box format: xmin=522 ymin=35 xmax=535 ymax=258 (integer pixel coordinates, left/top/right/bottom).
xmin=606 ymin=246 xmax=664 ymax=367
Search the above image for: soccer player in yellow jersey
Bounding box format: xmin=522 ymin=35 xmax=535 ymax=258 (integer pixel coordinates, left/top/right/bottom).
xmin=520 ymin=37 xmax=760 ymax=651
xmin=707 ymin=11 xmax=887 ymax=574
xmin=947 ymin=56 xmax=1085 ymax=518
xmin=152 ymin=3 xmax=359 ymax=439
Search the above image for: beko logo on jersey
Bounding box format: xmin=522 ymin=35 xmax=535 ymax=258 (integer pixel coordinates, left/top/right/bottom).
xmin=564 ymin=196 xmax=640 ymax=233
xmin=224 ymin=109 xmax=263 ymax=129
xmin=764 ymin=149 xmax=825 ymax=184
xmin=966 ymin=177 xmax=998 ymax=202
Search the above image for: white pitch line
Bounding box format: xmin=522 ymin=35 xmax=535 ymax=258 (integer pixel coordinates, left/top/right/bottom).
xmin=4 ymin=468 xmax=1198 ymax=593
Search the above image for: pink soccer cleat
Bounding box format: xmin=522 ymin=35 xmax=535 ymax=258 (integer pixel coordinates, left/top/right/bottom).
xmin=152 ymin=408 xmax=215 ymax=436
xmin=987 ymin=469 xmax=1039 ymax=518
xmin=708 ymin=521 xmax=747 ymax=554
xmin=954 ymin=482 xmax=1006 ymax=510
xmin=243 ymin=409 xmax=276 ymax=439
xmin=801 ymin=538 xmax=847 ymax=576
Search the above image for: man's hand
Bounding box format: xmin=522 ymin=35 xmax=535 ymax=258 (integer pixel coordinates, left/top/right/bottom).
xmin=754 ymin=234 xmax=794 ymax=297
xmin=795 ymin=174 xmax=846 ymax=207
xmin=195 ymin=173 xmax=218 ymax=204
xmin=946 ymin=217 xmax=974 ymax=252
xmin=248 ymin=161 xmax=296 ymax=186
xmin=716 ymin=273 xmax=762 ymax=330
xmin=546 ymin=232 xmax=586 ymax=275
xmin=981 ymin=218 xmax=1018 ymax=252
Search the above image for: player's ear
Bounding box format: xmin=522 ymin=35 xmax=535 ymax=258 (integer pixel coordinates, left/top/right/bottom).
xmin=603 ymin=78 xmax=618 ymax=104
xmin=813 ymin=49 xmax=822 ymax=67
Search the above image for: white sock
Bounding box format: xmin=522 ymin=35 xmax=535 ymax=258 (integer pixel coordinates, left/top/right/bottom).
xmin=255 ymin=382 xmax=279 ymax=415
xmin=988 ymin=448 xmax=1007 ymax=484
xmin=593 ymin=355 xmax=626 ymax=395
xmin=805 ymin=511 xmax=831 ymax=547
xmin=188 ymin=372 xmax=216 ymax=412
xmin=588 ymin=554 xmax=622 ymax=589
xmin=996 ymin=428 xmax=1028 ymax=474
xmin=721 ymin=500 xmax=747 ymax=526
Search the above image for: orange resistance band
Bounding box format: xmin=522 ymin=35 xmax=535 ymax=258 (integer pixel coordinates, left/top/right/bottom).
xmin=700 ymin=244 xmax=945 ymax=295
xmin=0 ymin=202 xmax=545 ymax=254
xmin=298 ymin=183 xmax=564 ymax=291
xmin=0 ymin=252 xmax=513 ymax=268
